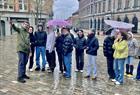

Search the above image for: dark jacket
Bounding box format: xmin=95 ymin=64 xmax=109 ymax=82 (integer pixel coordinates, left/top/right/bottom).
xmin=86 ymin=33 xmax=99 ymax=56
xmin=55 ymin=35 xmax=64 ymax=53
xmin=103 ymin=36 xmax=115 ymax=58
xmin=74 ymin=35 xmax=86 ymax=53
xmin=29 ymin=32 xmax=35 ymax=47
xmin=62 ymin=34 xmax=73 ymax=55
xmin=12 ymin=24 xmax=30 ymax=54
xmin=34 ymin=31 xmax=47 ymax=47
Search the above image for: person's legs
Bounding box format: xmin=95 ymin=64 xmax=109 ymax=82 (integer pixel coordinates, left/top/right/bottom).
xmin=107 ymin=57 xmax=115 ymax=79
xmin=23 ymin=53 xmax=29 ymax=76
xmin=40 ymin=47 xmax=46 ymax=69
xmin=50 ymin=51 xmax=56 ymax=72
xmin=29 ymin=45 xmax=35 ymax=69
xmin=35 ymin=47 xmax=41 ymax=69
xmin=114 ymin=59 xmax=119 ymax=81
xmin=129 ymin=56 xmax=134 ymax=75
xmin=118 ymin=59 xmax=125 ymax=83
xmin=86 ymin=54 xmax=92 ymax=76
xmin=92 ymin=56 xmax=97 ymax=78
xmin=75 ymin=51 xmax=80 ymax=70
xmin=79 ymin=53 xmax=84 ymax=70
xmin=57 ymin=52 xmax=63 ymax=72
xmin=125 ymin=56 xmax=130 ymax=74
xmin=136 ymin=60 xmax=140 ymax=80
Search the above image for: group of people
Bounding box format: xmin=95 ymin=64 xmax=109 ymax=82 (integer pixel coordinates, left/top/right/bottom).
xmin=103 ymin=28 xmax=140 ymax=85
xmin=11 ymin=21 xmax=140 ymax=85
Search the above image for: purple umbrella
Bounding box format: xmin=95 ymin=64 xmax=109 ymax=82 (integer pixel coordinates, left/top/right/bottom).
xmin=47 ymin=19 xmax=70 ymax=27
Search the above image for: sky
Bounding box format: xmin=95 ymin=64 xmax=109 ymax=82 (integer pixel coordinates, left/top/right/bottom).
xmin=53 ymin=0 xmax=79 ymax=20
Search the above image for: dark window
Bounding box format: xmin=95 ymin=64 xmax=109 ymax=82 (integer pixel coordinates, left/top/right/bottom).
xmin=102 ymin=0 xmax=106 ymax=12
xmin=98 ymin=2 xmax=101 ymax=13
xmin=118 ymin=0 xmax=122 ymax=10
xmin=133 ymin=0 xmax=140 ymax=8
xmin=108 ymin=0 xmax=111 ymax=11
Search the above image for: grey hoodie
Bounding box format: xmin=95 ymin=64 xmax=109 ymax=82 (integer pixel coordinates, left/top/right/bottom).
xmin=127 ymin=32 xmax=139 ymax=56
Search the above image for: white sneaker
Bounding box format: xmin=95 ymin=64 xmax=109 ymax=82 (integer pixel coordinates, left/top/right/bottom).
xmin=75 ymin=69 xmax=79 ymax=72
xmin=29 ymin=69 xmax=33 ymax=72
xmin=80 ymin=70 xmax=83 ymax=73
xmin=115 ymin=81 xmax=121 ymax=85
xmin=111 ymin=79 xmax=116 ymax=82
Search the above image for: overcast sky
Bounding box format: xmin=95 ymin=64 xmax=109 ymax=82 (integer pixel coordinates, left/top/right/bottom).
xmin=53 ymin=0 xmax=79 ymax=20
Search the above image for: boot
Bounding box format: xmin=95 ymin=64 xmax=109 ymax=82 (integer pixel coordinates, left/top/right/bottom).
xmin=130 ymin=65 xmax=134 ymax=75
xmin=125 ymin=64 xmax=129 ymax=75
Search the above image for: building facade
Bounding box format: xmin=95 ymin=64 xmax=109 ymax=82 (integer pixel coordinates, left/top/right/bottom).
xmin=79 ymin=0 xmax=140 ymax=33
xmin=0 ymin=0 xmax=53 ymax=37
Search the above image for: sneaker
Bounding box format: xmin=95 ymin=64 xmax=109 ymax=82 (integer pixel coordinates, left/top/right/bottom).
xmin=92 ymin=77 xmax=97 ymax=80
xmin=17 ymin=78 xmax=26 ymax=83
xmin=127 ymin=74 xmax=133 ymax=78
xmin=29 ymin=69 xmax=33 ymax=72
xmin=63 ymin=71 xmax=66 ymax=74
xmin=80 ymin=70 xmax=83 ymax=73
xmin=23 ymin=75 xmax=30 ymax=79
xmin=84 ymin=75 xmax=90 ymax=78
xmin=35 ymin=67 xmax=40 ymax=71
xmin=47 ymin=69 xmax=52 ymax=73
xmin=115 ymin=81 xmax=121 ymax=85
xmin=111 ymin=79 xmax=117 ymax=82
xmin=75 ymin=69 xmax=79 ymax=72
xmin=41 ymin=68 xmax=45 ymax=72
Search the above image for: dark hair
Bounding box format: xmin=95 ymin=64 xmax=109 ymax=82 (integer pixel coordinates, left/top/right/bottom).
xmin=79 ymin=30 xmax=84 ymax=33
xmin=29 ymin=26 xmax=34 ymax=31
xmin=92 ymin=29 xmax=96 ymax=34
xmin=121 ymin=32 xmax=128 ymax=40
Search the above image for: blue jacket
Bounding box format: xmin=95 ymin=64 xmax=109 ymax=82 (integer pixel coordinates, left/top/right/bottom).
xmin=34 ymin=31 xmax=47 ymax=47
xmin=55 ymin=35 xmax=64 ymax=53
xmin=86 ymin=34 xmax=99 ymax=56
xmin=62 ymin=34 xmax=73 ymax=55
xmin=74 ymin=35 xmax=86 ymax=53
xmin=103 ymin=36 xmax=115 ymax=58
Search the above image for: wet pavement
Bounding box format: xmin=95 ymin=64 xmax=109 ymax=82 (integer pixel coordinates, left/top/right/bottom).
xmin=0 ymin=34 xmax=140 ymax=95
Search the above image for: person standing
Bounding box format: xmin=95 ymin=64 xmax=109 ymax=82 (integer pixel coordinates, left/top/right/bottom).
xmin=103 ymin=28 xmax=115 ymax=81
xmin=125 ymin=32 xmax=138 ymax=77
xmin=85 ymin=29 xmax=99 ymax=80
xmin=113 ymin=31 xmax=128 ymax=85
xmin=28 ymin=26 xmax=35 ymax=72
xmin=11 ymin=21 xmax=30 ymax=83
xmin=55 ymin=31 xmax=66 ymax=73
xmin=62 ymin=27 xmax=74 ymax=78
xmin=46 ymin=26 xmax=56 ymax=73
xmin=34 ymin=24 xmax=47 ymax=71
xmin=74 ymin=30 xmax=86 ymax=72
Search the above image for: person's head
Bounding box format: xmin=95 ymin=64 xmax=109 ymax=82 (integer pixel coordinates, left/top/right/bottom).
xmin=61 ymin=27 xmax=69 ymax=35
xmin=78 ymin=30 xmax=84 ymax=37
xmin=56 ymin=31 xmax=61 ymax=36
xmin=28 ymin=26 xmax=34 ymax=33
xmin=38 ymin=25 xmax=43 ymax=31
xmin=127 ymin=31 xmax=133 ymax=39
xmin=91 ymin=29 xmax=96 ymax=35
xmin=22 ymin=21 xmax=29 ymax=30
xmin=116 ymin=31 xmax=128 ymax=41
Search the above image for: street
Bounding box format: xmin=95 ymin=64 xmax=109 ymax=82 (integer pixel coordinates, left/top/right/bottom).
xmin=0 ymin=34 xmax=140 ymax=95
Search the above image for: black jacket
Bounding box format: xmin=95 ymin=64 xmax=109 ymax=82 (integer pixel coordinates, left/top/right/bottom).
xmin=103 ymin=36 xmax=115 ymax=58
xmin=55 ymin=35 xmax=63 ymax=53
xmin=74 ymin=35 xmax=86 ymax=53
xmin=62 ymin=34 xmax=73 ymax=55
xmin=34 ymin=31 xmax=47 ymax=46
xmin=29 ymin=32 xmax=35 ymax=47
xmin=86 ymin=34 xmax=99 ymax=56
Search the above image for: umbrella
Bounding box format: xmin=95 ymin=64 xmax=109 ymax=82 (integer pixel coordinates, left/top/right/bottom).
xmin=104 ymin=20 xmax=135 ymax=29
xmin=47 ymin=19 xmax=70 ymax=27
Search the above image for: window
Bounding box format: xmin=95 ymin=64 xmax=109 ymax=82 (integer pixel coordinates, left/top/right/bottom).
xmin=18 ymin=0 xmax=28 ymax=11
xmin=125 ymin=0 xmax=130 ymax=9
xmin=95 ymin=3 xmax=97 ymax=13
xmin=134 ymin=0 xmax=140 ymax=8
xmin=118 ymin=0 xmax=122 ymax=10
xmin=108 ymin=0 xmax=111 ymax=11
xmin=102 ymin=0 xmax=106 ymax=12
xmin=91 ymin=4 xmax=93 ymax=14
xmin=4 ymin=2 xmax=7 ymax=9
xmin=98 ymin=2 xmax=101 ymax=13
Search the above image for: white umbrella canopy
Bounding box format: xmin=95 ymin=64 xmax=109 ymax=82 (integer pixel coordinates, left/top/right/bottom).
xmin=104 ymin=20 xmax=135 ymax=29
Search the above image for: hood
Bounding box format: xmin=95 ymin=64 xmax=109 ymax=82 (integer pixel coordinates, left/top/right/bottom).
xmin=128 ymin=32 xmax=133 ymax=38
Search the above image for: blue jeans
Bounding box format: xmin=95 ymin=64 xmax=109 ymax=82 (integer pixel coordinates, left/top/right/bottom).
xmin=18 ymin=51 xmax=29 ymax=78
xmin=36 ymin=46 xmax=46 ymax=69
xmin=125 ymin=56 xmax=134 ymax=65
xmin=64 ymin=53 xmax=72 ymax=77
xmin=136 ymin=61 xmax=140 ymax=79
xmin=114 ymin=58 xmax=125 ymax=83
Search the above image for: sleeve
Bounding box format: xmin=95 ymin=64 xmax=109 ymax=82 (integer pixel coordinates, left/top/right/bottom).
xmin=12 ymin=24 xmax=20 ymax=33
xmin=133 ymin=39 xmax=139 ymax=55
xmin=113 ymin=41 xmax=127 ymax=52
xmin=103 ymin=38 xmax=107 ymax=56
xmin=90 ymin=38 xmax=99 ymax=51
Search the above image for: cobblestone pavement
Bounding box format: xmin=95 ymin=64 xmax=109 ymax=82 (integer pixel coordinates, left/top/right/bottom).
xmin=0 ymin=34 xmax=140 ymax=95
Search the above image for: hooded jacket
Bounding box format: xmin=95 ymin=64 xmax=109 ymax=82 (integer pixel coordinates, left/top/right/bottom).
xmin=86 ymin=33 xmax=99 ymax=56
xmin=127 ymin=32 xmax=139 ymax=56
